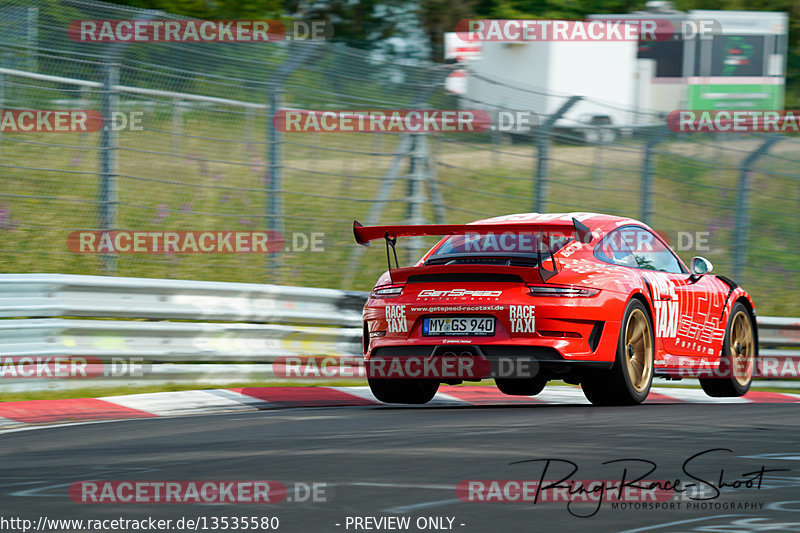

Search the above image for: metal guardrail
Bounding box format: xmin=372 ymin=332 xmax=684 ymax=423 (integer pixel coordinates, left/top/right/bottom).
xmin=0 ymin=274 xmax=365 ymax=326
xmin=756 ymin=316 xmax=800 ymax=350
xmin=756 ymin=316 xmax=800 ymax=380
xmin=0 ymin=274 xmax=366 ymax=363
xmin=0 ymin=319 xmax=361 ymax=361
xmin=0 ymin=274 xmax=797 ymax=392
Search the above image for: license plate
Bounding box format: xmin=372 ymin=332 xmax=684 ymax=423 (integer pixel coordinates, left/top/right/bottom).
xmin=422 ymin=317 xmax=495 ymax=336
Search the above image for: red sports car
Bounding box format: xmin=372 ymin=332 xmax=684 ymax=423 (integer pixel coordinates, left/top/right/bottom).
xmin=354 ymin=212 xmax=757 ymax=405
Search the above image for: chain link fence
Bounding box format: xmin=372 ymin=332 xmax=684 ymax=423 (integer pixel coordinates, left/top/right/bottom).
xmin=0 ymin=0 xmax=799 ymax=316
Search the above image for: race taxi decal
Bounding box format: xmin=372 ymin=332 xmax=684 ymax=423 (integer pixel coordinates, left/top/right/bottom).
xmin=509 ymin=305 xmax=535 ymax=333
xmin=385 ymin=305 xmax=408 ymax=333
xmin=642 ymin=272 xmax=679 ymax=338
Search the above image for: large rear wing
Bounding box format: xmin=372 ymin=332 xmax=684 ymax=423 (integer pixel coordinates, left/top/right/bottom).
xmin=352 ymin=219 xmax=593 ymax=246
xmin=353 ymin=218 xmax=593 ymax=282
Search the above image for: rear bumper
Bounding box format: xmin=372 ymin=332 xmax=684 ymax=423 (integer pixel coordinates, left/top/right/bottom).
xmin=367 ymin=344 xmax=613 ymax=381
xmin=367 ymin=319 xmax=621 ymax=364
xmin=364 ymin=285 xmax=628 ymax=364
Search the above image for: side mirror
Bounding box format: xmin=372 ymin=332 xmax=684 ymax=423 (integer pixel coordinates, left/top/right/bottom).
xmin=690 ymin=256 xmax=713 ymax=276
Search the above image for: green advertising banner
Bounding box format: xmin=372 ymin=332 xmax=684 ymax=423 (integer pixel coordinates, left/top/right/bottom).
xmin=687 ymin=82 xmax=784 ymax=110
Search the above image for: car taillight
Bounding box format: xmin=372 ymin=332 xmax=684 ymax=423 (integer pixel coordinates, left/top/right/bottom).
xmin=371 ymin=284 xmax=404 ymax=298
xmin=527 ymin=284 xmax=599 ymax=297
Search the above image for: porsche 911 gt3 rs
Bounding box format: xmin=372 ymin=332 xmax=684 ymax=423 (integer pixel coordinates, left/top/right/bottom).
xmin=353 ymin=212 xmax=757 ymax=406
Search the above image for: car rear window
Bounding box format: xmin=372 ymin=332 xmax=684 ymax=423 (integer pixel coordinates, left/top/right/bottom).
xmin=429 ymin=232 xmax=573 ymax=258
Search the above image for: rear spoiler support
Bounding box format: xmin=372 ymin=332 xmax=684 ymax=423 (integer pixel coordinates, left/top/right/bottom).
xmin=385 ymin=233 xmax=399 ymax=282
xmin=573 ymin=217 xmax=592 ymax=244
xmin=537 ymin=232 xmax=559 ymax=282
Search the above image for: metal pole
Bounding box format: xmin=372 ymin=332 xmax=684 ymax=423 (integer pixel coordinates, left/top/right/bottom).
xmin=733 ymin=136 xmax=781 ymax=282
xmin=0 ymin=52 xmax=8 ymax=158
xmin=261 ymin=41 xmax=325 ymax=283
xmin=535 ymin=96 xmax=581 ymax=212
xmin=641 ymin=125 xmax=668 ymax=226
xmin=95 ymin=10 xmax=157 ymax=275
xmin=171 ymin=98 xmax=184 ymax=154
xmin=0 ymin=69 xmax=4 ymax=159
xmin=99 ymin=62 xmax=119 ymax=273
xmin=406 ymin=134 xmax=427 ymax=263
xmin=534 ymin=127 xmax=550 ymax=214
xmin=266 ymin=84 xmax=284 ymax=281
xmin=422 ymin=135 xmax=447 ymax=224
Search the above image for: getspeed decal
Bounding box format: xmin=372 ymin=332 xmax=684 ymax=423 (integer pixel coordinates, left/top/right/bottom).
xmin=417 ymin=289 xmax=502 ymax=299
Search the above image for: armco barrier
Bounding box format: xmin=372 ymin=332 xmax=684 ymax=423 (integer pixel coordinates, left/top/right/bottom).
xmin=757 ymin=316 xmax=800 ymax=379
xmin=0 ymin=274 xmax=366 ymax=363
xmin=0 ymin=274 xmax=365 ymax=326
xmin=0 ymin=274 xmax=797 ymax=391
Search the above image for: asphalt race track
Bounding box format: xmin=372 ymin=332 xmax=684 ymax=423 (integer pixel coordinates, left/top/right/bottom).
xmin=1 ymin=401 xmax=799 ymax=532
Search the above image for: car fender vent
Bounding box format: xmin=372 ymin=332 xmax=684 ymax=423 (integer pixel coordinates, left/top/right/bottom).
xmin=407 ymin=273 xmax=525 ymax=283
xmin=588 ymin=321 xmax=605 ymax=352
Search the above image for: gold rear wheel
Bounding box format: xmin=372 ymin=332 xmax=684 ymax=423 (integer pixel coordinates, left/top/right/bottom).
xmin=582 ymin=299 xmax=654 ymax=405
xmin=625 ymin=308 xmax=654 ymax=393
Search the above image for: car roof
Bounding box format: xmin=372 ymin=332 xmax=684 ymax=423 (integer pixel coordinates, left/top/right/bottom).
xmin=470 ymin=212 xmax=649 ymax=235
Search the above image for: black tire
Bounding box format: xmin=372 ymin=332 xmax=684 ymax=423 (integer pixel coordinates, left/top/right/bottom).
xmin=496 ymin=377 xmax=547 ymax=396
xmin=367 ymin=377 xmax=439 ymax=404
xmin=582 ymin=299 xmax=654 ymax=406
xmin=699 ymin=302 xmax=755 ymax=397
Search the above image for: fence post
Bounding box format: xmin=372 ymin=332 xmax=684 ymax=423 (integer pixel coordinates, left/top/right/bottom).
xmin=266 ymin=84 xmax=284 ymax=281
xmin=0 ymin=53 xmax=9 ymax=158
xmin=262 ymin=41 xmax=323 ymax=283
xmin=95 ymin=10 xmax=158 ymax=274
xmin=733 ymin=136 xmax=781 ymax=282
xmin=641 ymin=125 xmax=668 ymax=226
xmin=535 ymin=96 xmax=581 ymax=212
xmin=405 ymin=134 xmax=428 ymax=263
xmin=171 ymin=98 xmax=184 ymax=153
xmin=99 ymin=62 xmax=119 ymax=273
xmin=0 ymin=69 xmax=4 ymax=159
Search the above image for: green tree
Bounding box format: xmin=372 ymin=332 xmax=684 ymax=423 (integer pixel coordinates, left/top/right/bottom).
xmin=113 ymin=0 xmax=283 ymax=19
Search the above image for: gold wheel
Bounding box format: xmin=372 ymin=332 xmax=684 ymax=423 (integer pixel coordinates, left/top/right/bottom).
xmin=624 ymin=308 xmax=653 ymax=393
xmin=729 ymin=310 xmax=754 ymax=387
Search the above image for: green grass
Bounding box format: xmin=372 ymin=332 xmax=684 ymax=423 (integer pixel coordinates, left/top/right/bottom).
xmin=0 ymin=380 xmax=370 ymax=402
xmin=0 ymin=108 xmax=798 ymax=314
